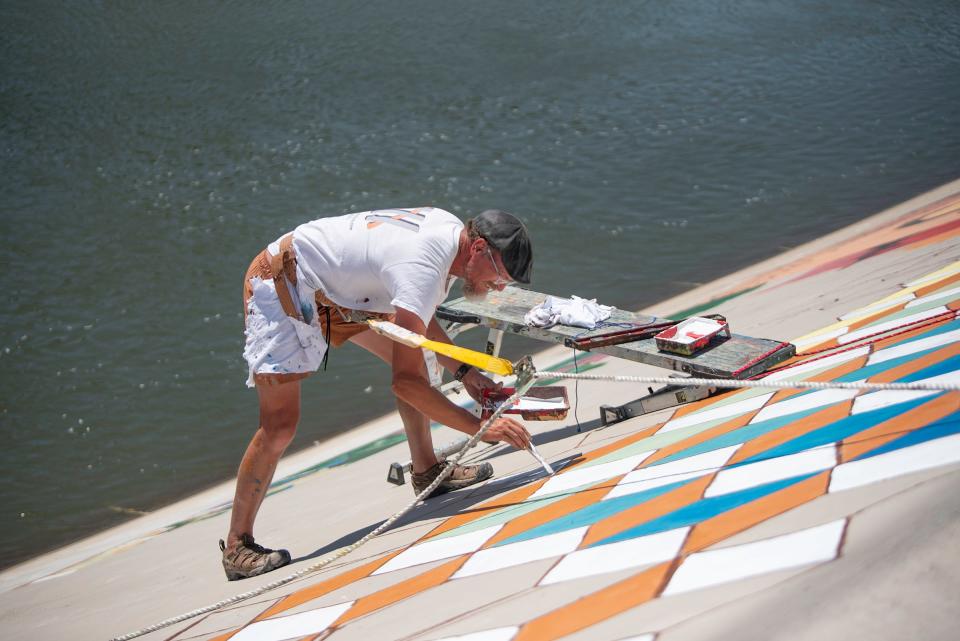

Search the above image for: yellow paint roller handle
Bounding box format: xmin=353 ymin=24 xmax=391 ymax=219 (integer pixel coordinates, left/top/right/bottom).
xmin=368 ymin=320 xmax=514 ymax=376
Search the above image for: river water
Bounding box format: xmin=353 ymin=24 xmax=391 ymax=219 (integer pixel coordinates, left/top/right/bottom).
xmin=2 ymin=1 xmax=959 ymax=565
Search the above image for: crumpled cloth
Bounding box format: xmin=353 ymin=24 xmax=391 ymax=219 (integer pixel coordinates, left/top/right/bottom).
xmin=524 ymin=295 xmax=614 ymax=330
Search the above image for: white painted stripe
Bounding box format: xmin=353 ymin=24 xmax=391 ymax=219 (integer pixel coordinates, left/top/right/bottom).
xmin=658 ymin=393 xmax=774 ymax=434
xmin=905 ymin=285 xmax=960 ymax=308
xmin=851 ymin=371 xmax=959 ymax=415
xmin=838 ymin=292 xmax=916 ymax=320
xmin=539 ymin=527 xmax=689 ymax=586
xmin=453 ymin=527 xmax=587 ymax=579
xmin=704 ymin=447 xmax=837 ymax=498
xmin=792 ymin=327 xmax=849 ymax=352
xmin=829 ymin=433 xmax=960 ymax=493
xmin=751 ymin=388 xmax=859 ymax=424
xmin=432 ymin=627 xmax=519 ymax=641
xmin=373 ymin=525 xmax=503 ymax=575
xmin=662 ymin=519 xmax=845 ymax=596
xmin=231 ymin=600 xmax=354 ymax=641
xmin=904 ymin=263 xmax=960 ymax=288
xmin=529 ymin=452 xmax=654 ymax=499
xmin=867 ymin=327 xmax=960 ymax=365
xmin=838 ymin=306 xmax=950 ymax=345
xmin=604 ymin=446 xmax=740 ymax=501
xmin=764 ymin=347 xmax=870 ymax=381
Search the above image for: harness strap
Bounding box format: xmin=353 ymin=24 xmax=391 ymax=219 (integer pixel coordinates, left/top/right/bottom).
xmin=269 ymin=233 xmax=301 ymax=321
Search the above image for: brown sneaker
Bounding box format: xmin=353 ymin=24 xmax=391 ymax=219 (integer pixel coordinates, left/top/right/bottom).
xmin=411 ymin=460 xmax=494 ymax=499
xmin=219 ymin=534 xmax=291 ymax=581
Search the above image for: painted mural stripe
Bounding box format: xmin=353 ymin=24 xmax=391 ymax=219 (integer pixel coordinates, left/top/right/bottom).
xmin=642 ymin=413 xmax=755 ymax=467
xmin=684 ymin=471 xmax=831 ymax=554
xmin=529 ymin=452 xmax=653 ymax=500
xmin=424 ymin=479 xmax=548 ymax=540
xmin=741 ymin=397 xmax=932 ymax=465
xmin=581 ymin=475 xmax=715 ymax=548
xmin=663 ymin=519 xmax=845 ymax=596
xmin=230 ymin=601 xmax=355 ymax=641
xmin=604 ymin=446 xmax=740 ymax=501
xmin=512 ymin=561 xmax=674 ymax=641
xmin=905 ymin=285 xmax=960 ymax=309
xmin=255 ymin=551 xmax=403 ymax=620
xmin=830 ymin=432 xmax=960 ymax=492
xmin=750 ymin=387 xmax=860 ymax=424
xmin=708 ymin=404 xmax=847 ymax=467
xmin=658 ymin=393 xmax=775 ymax=434
xmin=453 ymin=527 xmax=587 ymax=579
xmin=334 ymin=555 xmax=468 ymax=625
xmin=432 ymin=627 xmax=520 ymax=641
xmin=499 ymin=479 xmax=695 ymax=548
xmin=540 ymin=527 xmax=689 ymax=586
xmin=593 ymin=475 xmax=818 ymax=547
xmin=485 ymin=479 xmax=621 ymax=547
xmin=854 ymin=413 xmax=960 ymax=461
xmin=372 ymin=525 xmax=502 ymax=576
xmin=839 ymin=393 xmax=960 ymax=462
xmin=838 ymin=306 xmax=950 ymax=345
xmin=705 ymin=447 xmax=836 ymax=498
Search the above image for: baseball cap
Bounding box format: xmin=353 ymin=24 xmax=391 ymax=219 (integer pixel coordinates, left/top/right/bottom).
xmin=473 ymin=209 xmax=533 ymax=284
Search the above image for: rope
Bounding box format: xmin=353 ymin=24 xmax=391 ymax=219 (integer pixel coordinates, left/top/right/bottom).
xmin=108 ymin=378 xmax=537 ymax=641
xmin=531 ymin=371 xmax=960 ymax=392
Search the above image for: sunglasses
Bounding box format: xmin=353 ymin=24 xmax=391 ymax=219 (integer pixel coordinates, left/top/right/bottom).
xmin=485 ymin=247 xmax=513 ymax=287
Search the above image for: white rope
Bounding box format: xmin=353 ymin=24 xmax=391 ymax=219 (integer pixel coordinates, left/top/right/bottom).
xmin=108 ymin=378 xmax=537 ymax=641
xmin=532 ymin=371 xmax=960 ymax=392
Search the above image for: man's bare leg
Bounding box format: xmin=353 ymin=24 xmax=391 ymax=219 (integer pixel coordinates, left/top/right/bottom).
xmin=226 ymin=378 xmax=301 ymax=549
xmin=349 ymin=331 xmax=439 ymax=473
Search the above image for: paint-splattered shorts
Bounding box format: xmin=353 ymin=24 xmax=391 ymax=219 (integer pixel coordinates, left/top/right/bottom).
xmin=242 ymin=250 xmax=393 ymax=387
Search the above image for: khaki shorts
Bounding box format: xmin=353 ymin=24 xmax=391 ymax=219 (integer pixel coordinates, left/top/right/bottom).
xmin=243 ymin=250 xmax=394 ymax=386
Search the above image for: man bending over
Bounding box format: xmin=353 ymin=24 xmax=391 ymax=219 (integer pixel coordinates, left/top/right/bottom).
xmin=221 ymin=207 xmax=534 ymax=581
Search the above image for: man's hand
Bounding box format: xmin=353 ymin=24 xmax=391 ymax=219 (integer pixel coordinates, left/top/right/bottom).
xmin=482 ymin=416 xmax=531 ymax=450
xmin=462 ymin=367 xmax=502 ymax=402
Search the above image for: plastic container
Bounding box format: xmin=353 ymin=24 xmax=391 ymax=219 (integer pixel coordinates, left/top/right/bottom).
xmin=655 ymin=316 xmax=730 ymax=356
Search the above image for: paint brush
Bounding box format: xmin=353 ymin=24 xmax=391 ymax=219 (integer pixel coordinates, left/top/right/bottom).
xmin=527 ymin=442 xmax=555 ymax=476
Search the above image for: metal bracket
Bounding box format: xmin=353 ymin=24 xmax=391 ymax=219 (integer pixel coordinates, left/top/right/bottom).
xmin=599 ymin=383 xmax=715 ymax=426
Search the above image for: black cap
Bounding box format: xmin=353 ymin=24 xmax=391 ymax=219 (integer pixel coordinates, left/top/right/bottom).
xmin=472 ymin=209 xmax=533 ymax=284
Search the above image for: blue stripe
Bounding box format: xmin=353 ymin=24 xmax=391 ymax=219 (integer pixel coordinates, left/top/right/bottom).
xmin=854 ymin=412 xmax=960 ymax=460
xmin=591 ymin=474 xmax=817 ymax=547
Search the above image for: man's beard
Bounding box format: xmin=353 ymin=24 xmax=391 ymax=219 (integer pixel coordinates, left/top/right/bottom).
xmin=463 ymin=257 xmax=490 ymax=302
xmin=463 ymin=280 xmax=489 ymax=302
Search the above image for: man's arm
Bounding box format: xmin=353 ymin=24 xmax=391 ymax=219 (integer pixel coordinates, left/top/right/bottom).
xmin=390 ymin=307 xmax=530 ymax=449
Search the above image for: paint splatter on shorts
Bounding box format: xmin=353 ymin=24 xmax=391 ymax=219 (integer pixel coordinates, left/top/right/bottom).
xmin=242 ymin=250 xmax=393 ymax=387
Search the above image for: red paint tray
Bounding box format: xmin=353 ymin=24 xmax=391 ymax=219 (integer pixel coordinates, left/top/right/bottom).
xmin=481 ymin=386 xmax=570 ymax=421
xmin=655 ymin=316 xmax=730 ymax=356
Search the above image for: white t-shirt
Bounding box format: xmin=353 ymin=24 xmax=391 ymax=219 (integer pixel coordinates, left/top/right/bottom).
xmin=271 ymin=207 xmax=463 ymax=326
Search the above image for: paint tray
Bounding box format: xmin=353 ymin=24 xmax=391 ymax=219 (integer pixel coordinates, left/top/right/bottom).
xmin=481 ymin=386 xmax=570 ymax=421
xmin=655 ymin=316 xmax=730 ymax=356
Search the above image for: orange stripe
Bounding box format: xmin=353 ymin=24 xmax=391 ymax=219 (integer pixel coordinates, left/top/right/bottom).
xmin=914 ymin=271 xmax=960 ymax=298
xmin=423 ymin=479 xmax=547 ymax=539
xmin=845 ymin=306 xmax=908 ymax=332
xmin=839 ymin=392 xmax=960 ymax=462
xmin=484 ymin=476 xmax=626 ymax=547
xmin=513 ymin=561 xmax=675 ymax=641
xmin=332 ymin=555 xmax=468 ymax=626
xmin=682 ymin=470 xmax=831 ymax=554
xmin=868 ymin=343 xmax=960 ymax=385
xmin=254 ymin=551 xmax=402 ymax=620
xmin=643 ymin=413 xmax=755 ymax=466
xmin=580 ymin=473 xmax=714 ymax=548
xmin=727 ymin=402 xmax=853 ymax=465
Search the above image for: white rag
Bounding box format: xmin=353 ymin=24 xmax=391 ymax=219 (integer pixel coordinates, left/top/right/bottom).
xmin=523 ymin=295 xmax=614 ymax=330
